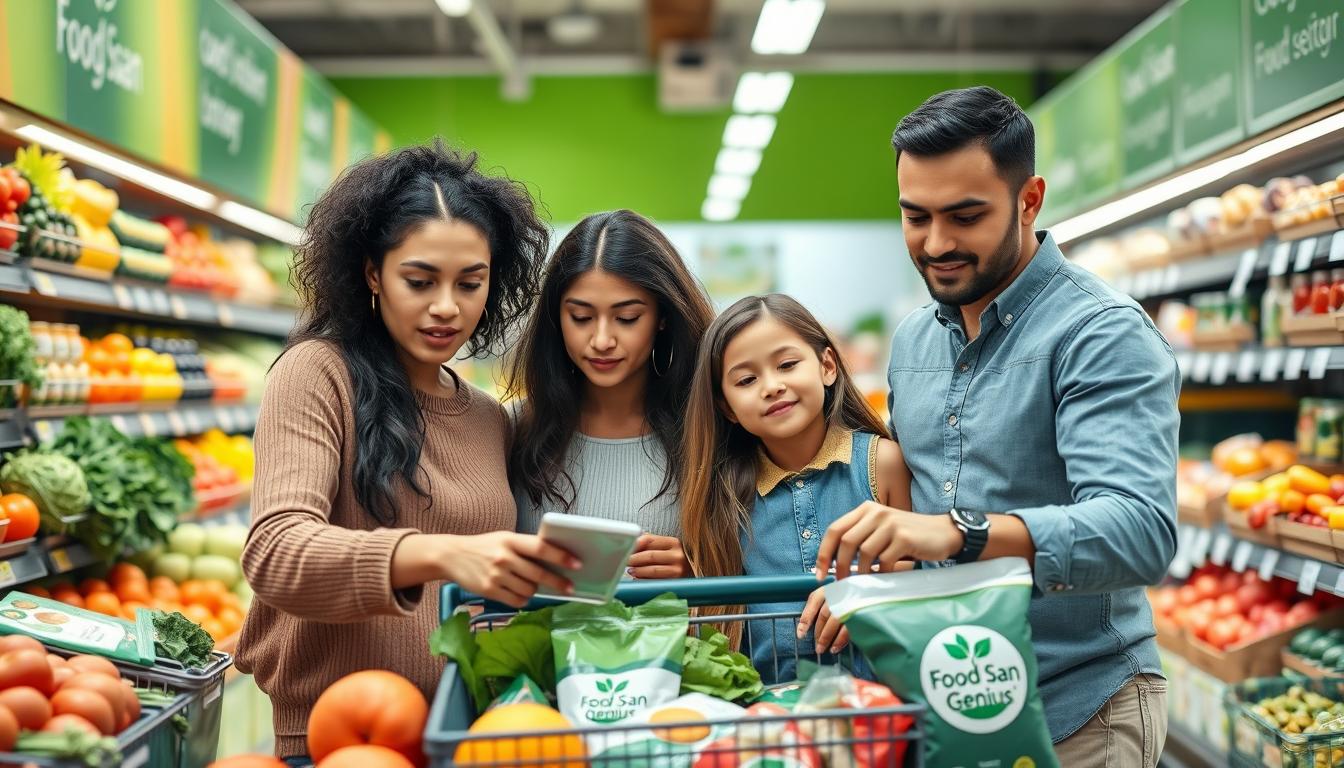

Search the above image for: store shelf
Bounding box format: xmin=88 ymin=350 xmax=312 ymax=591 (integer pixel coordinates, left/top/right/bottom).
xmin=0 ymin=543 xmax=48 ymax=591
xmin=26 ymin=402 xmax=257 ymax=443
xmin=1172 ymin=523 xmax=1344 ymax=599
xmin=0 ymin=259 xmax=295 ymax=338
xmin=1174 ymin=345 xmax=1344 ymax=386
xmin=1161 ymin=719 xmax=1224 ymax=768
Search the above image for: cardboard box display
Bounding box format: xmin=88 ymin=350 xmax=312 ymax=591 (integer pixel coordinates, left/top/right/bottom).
xmin=1224 ymin=501 xmax=1281 ymax=548
xmin=1280 ymin=649 xmax=1329 ymax=680
xmin=1274 ymin=517 xmax=1338 ymax=563
xmin=1182 ymin=608 xmax=1344 ymax=684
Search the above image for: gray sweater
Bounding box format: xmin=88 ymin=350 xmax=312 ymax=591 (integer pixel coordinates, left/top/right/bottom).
xmin=513 ymin=433 xmax=681 ymax=538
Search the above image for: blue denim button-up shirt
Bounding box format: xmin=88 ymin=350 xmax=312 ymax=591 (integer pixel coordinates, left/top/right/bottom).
xmin=886 ymin=231 xmax=1180 ymax=742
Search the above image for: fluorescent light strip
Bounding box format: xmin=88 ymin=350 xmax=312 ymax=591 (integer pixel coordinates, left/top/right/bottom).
xmin=708 ymin=173 xmax=752 ymax=201
xmin=702 ymin=198 xmax=741 ymax=222
xmin=733 ymin=72 xmax=794 ymax=114
xmin=16 ymin=124 xmax=219 ymax=210
xmin=1053 ymin=109 xmax=1344 ymax=245
xmin=434 ymin=0 xmax=472 ymax=17
xmin=723 ymin=115 xmax=777 ymax=150
xmin=218 ymin=201 xmax=304 ymax=247
xmin=715 ymin=147 xmax=762 ymax=177
xmin=751 ymin=0 xmax=825 ymax=55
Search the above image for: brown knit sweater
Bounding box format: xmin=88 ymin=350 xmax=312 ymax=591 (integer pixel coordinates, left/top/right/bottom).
xmin=235 ymin=340 xmax=515 ymax=757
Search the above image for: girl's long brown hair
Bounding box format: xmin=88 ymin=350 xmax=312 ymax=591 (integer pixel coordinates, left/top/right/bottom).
xmin=681 ymin=294 xmax=890 ymax=583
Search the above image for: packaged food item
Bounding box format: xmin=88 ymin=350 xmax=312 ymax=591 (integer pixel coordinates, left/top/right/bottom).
xmin=553 ymin=593 xmax=688 ymax=729
xmin=826 ymin=557 xmax=1059 ymax=768
xmin=752 ymin=683 xmax=807 ymax=710
xmin=487 ymin=675 xmax=550 ymax=711
xmin=586 ymin=692 xmax=746 ymax=766
xmin=692 ymin=703 xmax=822 ymax=768
xmin=0 ymin=591 xmax=155 ymax=664
xmin=793 ymin=668 xmax=914 ymax=768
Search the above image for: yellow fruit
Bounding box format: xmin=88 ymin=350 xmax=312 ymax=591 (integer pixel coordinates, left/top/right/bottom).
xmin=1289 ymin=465 xmax=1332 ymax=496
xmin=1228 ymin=481 xmax=1267 ymax=511
xmin=1263 ymin=473 xmax=1291 ymax=496
xmin=129 ymin=348 xmax=157 ymax=373
xmin=454 ymin=704 xmax=586 ymax=768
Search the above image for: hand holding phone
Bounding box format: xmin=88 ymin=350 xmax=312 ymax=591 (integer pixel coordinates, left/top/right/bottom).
xmin=536 ymin=513 xmax=642 ymax=604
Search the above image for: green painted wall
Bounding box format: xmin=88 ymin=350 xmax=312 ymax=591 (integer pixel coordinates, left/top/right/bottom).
xmin=331 ymin=71 xmax=1037 ymax=223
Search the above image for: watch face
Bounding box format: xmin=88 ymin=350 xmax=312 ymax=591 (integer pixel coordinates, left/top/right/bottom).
xmin=954 ymin=508 xmax=989 ymax=530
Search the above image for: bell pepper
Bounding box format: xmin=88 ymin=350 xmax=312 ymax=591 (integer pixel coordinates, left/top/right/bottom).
xmin=1289 ymin=465 xmax=1332 ymax=496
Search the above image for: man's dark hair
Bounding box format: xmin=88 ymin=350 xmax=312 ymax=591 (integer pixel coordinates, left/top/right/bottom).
xmin=891 ymin=85 xmax=1035 ymax=191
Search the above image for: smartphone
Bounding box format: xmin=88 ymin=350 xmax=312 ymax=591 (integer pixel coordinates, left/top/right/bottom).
xmin=536 ymin=513 xmax=642 ymax=604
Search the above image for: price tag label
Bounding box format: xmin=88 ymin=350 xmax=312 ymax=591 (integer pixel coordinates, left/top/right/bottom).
xmin=1163 ymin=265 xmax=1181 ymax=294
xmin=170 ymin=295 xmax=189 ymax=320
xmin=1210 ymin=532 xmax=1234 ymax=566
xmin=1270 ymin=242 xmax=1294 ymax=275
xmin=1210 ymin=352 xmax=1233 ymax=385
xmin=1237 ymin=350 xmax=1259 ymax=382
xmin=1190 ymin=528 xmax=1213 ymax=566
xmin=1284 ymin=347 xmax=1308 ymax=380
xmin=1295 ymin=238 xmax=1319 ymax=272
xmin=112 ymin=283 xmax=134 ymax=310
xmin=0 ymin=561 xmax=16 ymax=588
xmin=1331 ymin=231 xmax=1344 ymax=262
xmin=1259 ymin=548 xmax=1281 ymax=582
xmin=217 ymin=408 xmax=237 ymax=433
xmin=1191 ymin=352 xmax=1214 ymax=382
xmin=1233 ymin=541 xmax=1255 ymax=572
xmin=150 ymin=290 xmax=171 ymax=316
xmin=32 ymin=273 xmax=56 ymax=296
xmin=138 ymin=413 xmax=156 ymax=437
xmin=109 ymin=415 xmax=128 ymax=434
xmin=185 ymin=410 xmax=203 ymax=434
xmin=49 ymin=548 xmax=73 ymax=573
xmin=1299 ymin=560 xmax=1323 ymax=595
xmin=33 ymin=421 xmax=54 ymax=444
xmin=217 ymin=304 xmax=235 ymax=328
xmin=1309 ymin=347 xmax=1333 ymax=380
xmin=130 ymin=286 xmax=152 ymax=313
xmin=1261 ymin=347 xmax=1285 ymax=381
xmin=1335 ymin=568 xmax=1344 ymax=595
xmin=1229 ymin=248 xmax=1259 ymax=298
xmin=166 ymin=412 xmax=186 ymax=435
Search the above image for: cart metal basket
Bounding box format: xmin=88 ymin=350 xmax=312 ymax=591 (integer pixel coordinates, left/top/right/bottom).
xmin=426 ymin=575 xmax=926 ymax=767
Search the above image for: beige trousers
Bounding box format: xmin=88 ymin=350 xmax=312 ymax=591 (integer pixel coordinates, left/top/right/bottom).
xmin=1052 ymin=673 xmax=1169 ymax=768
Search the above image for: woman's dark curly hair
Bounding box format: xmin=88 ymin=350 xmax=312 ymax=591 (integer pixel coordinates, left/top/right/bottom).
xmin=285 ymin=140 xmax=546 ymax=526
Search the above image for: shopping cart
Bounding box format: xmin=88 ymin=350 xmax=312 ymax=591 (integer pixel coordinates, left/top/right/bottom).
xmin=426 ymin=575 xmax=926 ymax=767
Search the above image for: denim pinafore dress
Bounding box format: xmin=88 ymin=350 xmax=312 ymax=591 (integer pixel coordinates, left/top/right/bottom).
xmin=740 ymin=428 xmax=880 ymax=685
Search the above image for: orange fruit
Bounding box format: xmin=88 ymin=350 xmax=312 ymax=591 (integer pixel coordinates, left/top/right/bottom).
xmin=52 ymin=590 xmax=84 ymax=610
xmin=84 ymin=592 xmax=121 ymax=617
xmin=148 ymin=577 xmax=180 ymax=602
xmin=216 ymin=606 xmax=244 ymax=634
xmin=218 ymin=593 xmax=242 ymax=612
xmin=454 ymin=703 xmax=585 ymax=767
xmin=198 ymin=581 xmax=228 ymax=613
xmin=1223 ymin=446 xmax=1267 ymax=477
xmin=201 ymin=618 xmax=227 ymax=641
xmin=85 ymin=346 xmax=112 ymax=374
xmin=179 ymin=580 xmax=207 ymax=606
xmin=182 ymin=605 xmax=212 ymax=625
xmin=100 ymin=333 xmax=133 ymax=355
xmin=78 ymin=578 xmax=111 ymax=597
xmin=119 ymin=601 xmax=149 ymax=622
xmin=115 ymin=581 xmax=151 ymax=605
xmin=26 ymin=586 xmax=50 ymax=599
xmin=108 ymin=563 xmax=147 ymax=588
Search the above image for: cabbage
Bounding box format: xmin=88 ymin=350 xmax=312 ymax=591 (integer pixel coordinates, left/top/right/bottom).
xmin=0 ymin=450 xmax=90 ymax=527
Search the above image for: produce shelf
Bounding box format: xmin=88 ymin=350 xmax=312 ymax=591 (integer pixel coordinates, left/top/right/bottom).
xmin=27 ymin=402 xmax=258 ymax=444
xmin=1172 ymin=523 xmax=1344 ymax=601
xmin=1174 ymin=345 xmax=1344 ymax=387
xmin=39 ymin=536 xmax=96 ymax=576
xmin=0 ymin=258 xmax=295 ymax=338
xmin=0 ymin=543 xmax=47 ymax=590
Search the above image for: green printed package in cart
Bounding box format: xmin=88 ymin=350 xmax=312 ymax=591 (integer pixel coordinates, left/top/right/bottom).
xmin=486 ymin=674 xmax=550 ymax=711
xmin=0 ymin=591 xmax=155 ymax=664
xmin=553 ymin=592 xmax=689 ymax=729
xmin=826 ymin=557 xmax=1059 ymax=768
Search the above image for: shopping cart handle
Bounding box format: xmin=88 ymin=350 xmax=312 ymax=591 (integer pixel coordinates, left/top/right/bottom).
xmin=440 ymin=574 xmax=834 ymax=621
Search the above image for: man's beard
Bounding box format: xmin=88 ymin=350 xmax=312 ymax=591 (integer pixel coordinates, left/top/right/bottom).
xmin=918 ymin=212 xmax=1022 ymax=306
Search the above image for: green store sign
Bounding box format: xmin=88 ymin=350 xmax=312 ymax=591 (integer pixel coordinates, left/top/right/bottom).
xmin=0 ymin=0 xmax=392 ymax=224
xmin=1031 ymin=0 xmax=1344 ymax=223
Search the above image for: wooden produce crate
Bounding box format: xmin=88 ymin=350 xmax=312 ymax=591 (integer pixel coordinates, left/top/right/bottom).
xmin=1192 ymin=323 xmax=1257 ymax=352
xmin=1179 ymin=499 xmax=1221 ymax=528
xmin=1225 ymin=501 xmax=1282 ymax=547
xmin=1272 ymin=195 xmax=1344 ymax=240
xmin=1282 ymin=648 xmax=1330 ymax=679
xmin=1207 ymin=215 xmax=1274 ymax=253
xmin=1185 ymin=608 xmax=1344 ymax=684
xmin=1275 ymin=517 xmax=1338 ymax=563
xmin=1282 ymin=312 xmax=1344 ymax=347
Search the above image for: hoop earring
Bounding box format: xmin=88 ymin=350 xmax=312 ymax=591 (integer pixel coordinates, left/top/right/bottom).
xmin=652 ymin=344 xmax=673 ymax=377
xmin=370 ymin=293 xmax=378 ymax=314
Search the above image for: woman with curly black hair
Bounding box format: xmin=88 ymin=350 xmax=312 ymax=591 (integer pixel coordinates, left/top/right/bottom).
xmin=235 ymin=142 xmax=577 ymax=762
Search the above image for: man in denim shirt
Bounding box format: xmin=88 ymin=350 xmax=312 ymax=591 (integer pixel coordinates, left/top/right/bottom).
xmin=815 ymin=87 xmax=1179 ymax=766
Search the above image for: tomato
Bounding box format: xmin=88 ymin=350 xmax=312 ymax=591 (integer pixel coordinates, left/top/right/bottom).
xmin=1193 ymin=574 xmax=1220 ymax=600
xmin=1214 ymin=594 xmax=1240 ymax=618
xmin=207 ymin=757 xmax=289 ymax=768
xmin=1235 ymin=581 xmax=1271 ymax=613
xmin=0 ymin=649 xmax=53 ymax=694
xmin=78 ymin=578 xmax=111 ymax=596
xmin=52 ymin=665 xmax=74 ymax=688
xmin=1287 ymin=601 xmax=1321 ymax=626
xmin=8 ymin=174 xmax=29 ymax=207
xmin=65 ymin=655 xmax=120 ymax=679
xmin=51 ymin=688 xmax=116 ymax=735
xmin=42 ymin=713 xmax=100 ymax=737
xmin=0 ymin=494 xmax=39 ymax=542
xmin=307 ymin=670 xmax=428 ymax=765
xmin=0 ymin=635 xmax=45 ymax=656
xmin=1188 ymin=607 xmax=1214 ymax=640
xmin=0 ymin=175 xmax=10 ymax=208
xmin=0 ymin=686 xmax=52 ymax=730
xmin=1218 ymin=571 xmax=1241 ymax=594
xmin=62 ymin=674 xmax=129 ymax=733
xmin=119 ymin=679 xmax=140 ymax=730
xmin=108 ymin=563 xmax=148 ymax=588
xmin=1150 ymin=589 xmax=1177 ymax=617
xmin=317 ymin=745 xmax=416 ymax=768
xmin=1207 ymin=618 xmax=1239 ymax=649
xmin=0 ymin=705 xmax=16 ymax=752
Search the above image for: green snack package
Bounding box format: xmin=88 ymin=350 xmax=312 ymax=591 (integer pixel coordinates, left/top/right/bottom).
xmin=0 ymin=591 xmax=155 ymax=664
xmin=487 ymin=675 xmax=550 ymax=711
xmin=825 ymin=557 xmax=1059 ymax=768
xmin=553 ymin=592 xmax=689 ymax=728
xmin=751 ymin=682 xmax=807 ymax=710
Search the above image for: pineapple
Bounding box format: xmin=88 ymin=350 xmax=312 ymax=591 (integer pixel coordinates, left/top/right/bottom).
xmin=12 ymin=143 xmax=72 ymax=212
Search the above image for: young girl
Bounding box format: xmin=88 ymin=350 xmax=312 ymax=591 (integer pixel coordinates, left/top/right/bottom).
xmin=237 ymin=143 xmax=577 ymax=763
xmin=681 ymin=294 xmax=912 ymax=683
xmin=509 ymin=210 xmax=714 ymax=578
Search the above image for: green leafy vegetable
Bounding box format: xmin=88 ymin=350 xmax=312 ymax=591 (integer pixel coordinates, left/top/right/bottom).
xmin=0 ymin=305 xmax=41 ymax=407
xmin=151 ymin=610 xmax=215 ymax=669
xmin=49 ymin=417 xmax=194 ymax=561
xmin=429 ymin=607 xmax=556 ymax=712
xmin=0 ymin=449 xmax=90 ymax=528
xmin=14 ymin=727 xmax=120 ymax=767
xmin=681 ymin=625 xmax=764 ymax=702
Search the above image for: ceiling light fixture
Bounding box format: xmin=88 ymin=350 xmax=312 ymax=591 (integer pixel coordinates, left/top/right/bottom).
xmin=702 ymin=197 xmax=741 ymax=222
xmin=434 ymin=0 xmax=472 ymax=18
xmin=1052 ymin=109 xmax=1344 ymax=245
xmin=751 ymin=0 xmax=825 ymax=56
xmin=715 ymin=147 xmax=763 ymax=177
xmin=15 ymin=124 xmax=219 ymax=210
xmin=708 ymin=173 xmax=752 ymax=201
xmin=217 ymin=201 xmax=304 ymax=247
xmin=733 ymin=72 xmax=794 ymax=114
xmin=722 ymin=115 xmax=777 ymax=150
